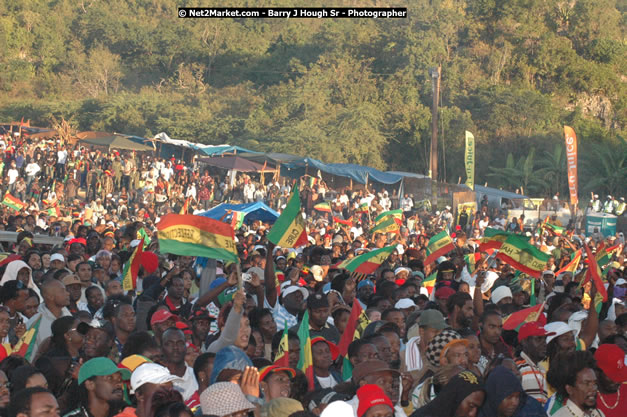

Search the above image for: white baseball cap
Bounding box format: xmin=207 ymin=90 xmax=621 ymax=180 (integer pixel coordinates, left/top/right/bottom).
xmin=544 ymin=322 xmax=574 ymax=344
xmin=281 ymin=285 xmax=309 ymax=301
xmin=395 ymin=298 xmax=417 ymax=309
xmin=50 ymin=254 xmax=65 ymax=263
xmin=130 ymin=363 xmax=183 ymax=394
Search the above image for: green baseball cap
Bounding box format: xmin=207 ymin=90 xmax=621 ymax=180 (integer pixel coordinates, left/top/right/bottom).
xmin=78 ymin=357 xmax=131 ymax=385
xmin=417 ymin=309 xmax=448 ymax=330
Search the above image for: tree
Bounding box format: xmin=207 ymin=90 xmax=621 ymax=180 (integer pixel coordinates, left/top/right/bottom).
xmin=535 ymin=142 xmax=567 ymax=196
xmin=71 ymin=45 xmax=122 ymax=97
xmin=580 ymin=141 xmax=627 ymax=196
xmin=487 ymin=147 xmax=545 ymax=194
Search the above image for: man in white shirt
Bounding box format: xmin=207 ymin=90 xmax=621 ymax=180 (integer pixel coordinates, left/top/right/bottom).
xmin=161 ymin=327 xmax=198 ymax=402
xmin=25 ymin=161 xmax=41 ymax=189
xmin=380 ymin=191 xmax=391 ymax=211
xmin=243 ymin=180 xmax=255 ymax=203
xmin=7 ymin=161 xmax=19 ymax=187
xmin=401 ymin=194 xmax=414 ymax=213
xmin=56 ymin=146 xmax=68 ymax=179
xmin=160 ymin=162 xmax=174 ymax=181
xmin=27 ymin=278 xmax=72 ymax=359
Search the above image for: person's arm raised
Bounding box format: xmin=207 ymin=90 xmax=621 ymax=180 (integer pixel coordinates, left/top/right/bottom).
xmin=264 ymin=242 xmax=277 ymax=307
xmin=579 ymin=280 xmax=599 ymax=349
xmin=196 ymin=269 xmax=238 ymax=307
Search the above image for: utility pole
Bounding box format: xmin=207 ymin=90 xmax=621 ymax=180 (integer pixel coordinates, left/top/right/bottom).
xmin=429 ymin=65 xmax=440 ymax=181
xmin=429 ymin=65 xmax=441 ymax=208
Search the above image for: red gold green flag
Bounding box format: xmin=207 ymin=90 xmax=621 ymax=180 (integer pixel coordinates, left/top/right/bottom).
xmin=313 ymin=202 xmax=332 ymax=212
xmin=122 ymin=238 xmax=144 ymax=291
xmin=179 ymin=197 xmax=190 ymax=215
xmin=464 ymin=252 xmax=482 ymax=274
xmin=424 ymin=231 xmax=456 ymax=266
xmin=496 ymin=235 xmax=549 ymax=278
xmin=596 ymin=243 xmax=619 ymax=268
xmin=356 ymin=202 xmax=369 ymax=213
xmin=479 ymin=228 xmax=518 ymax=251
xmin=273 ymin=320 xmax=289 ymax=367
xmin=422 ymin=272 xmax=436 ymax=295
xmin=337 ymin=300 xmax=370 ymax=380
xmin=335 ymin=246 xmax=396 ymax=274
xmin=157 ymin=214 xmax=239 ymax=263
xmin=544 ymin=222 xmax=564 ymax=236
xmin=230 ymin=211 xmax=246 ymax=230
xmin=555 ymin=250 xmax=581 ymax=276
xmin=370 ymin=216 xmax=400 ymax=234
xmin=584 ymin=243 xmax=608 ymax=302
xmin=137 ymin=227 xmax=151 ymax=248
xmin=268 ymin=188 xmax=308 ymax=248
xmin=503 ymin=302 xmax=545 ymax=331
xmin=333 ymin=216 xmax=353 ymax=227
xmin=374 ymin=209 xmax=403 ymax=225
xmin=297 ymin=310 xmax=314 ymax=391
xmin=2 ymin=193 xmax=27 ymax=212
xmin=12 ymin=316 xmax=42 ymax=361
xmin=47 ymin=205 xmax=61 ymax=217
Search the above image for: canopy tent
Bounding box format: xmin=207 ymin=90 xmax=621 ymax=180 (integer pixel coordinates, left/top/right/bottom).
xmin=236 ymin=152 xmax=303 ymax=167
xmin=197 ymin=156 xmax=270 ymax=173
xmin=76 ymin=131 xmax=113 ymax=140
xmin=462 ymin=184 xmax=528 ymax=200
xmin=79 ymin=134 xmax=153 ymax=151
xmin=386 ymin=171 xmax=429 ymax=179
xmin=198 ymin=202 xmax=279 ymax=224
xmin=280 ymin=157 xmax=403 ymax=185
xmin=151 ymin=132 xmax=257 ymax=156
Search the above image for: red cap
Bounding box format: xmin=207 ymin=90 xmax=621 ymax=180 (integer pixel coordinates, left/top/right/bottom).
xmin=434 ymin=287 xmax=455 ymax=300
xmin=356 ymin=384 xmax=394 ymax=417
xmin=311 ymin=337 xmax=339 ymax=361
xmin=258 ymin=365 xmax=296 ymax=381
xmin=594 ymin=344 xmax=627 ymax=383
xmin=175 ymin=321 xmax=191 ymax=335
xmin=141 ymin=251 xmax=159 ymax=274
xmin=518 ymin=322 xmax=553 ymax=342
xmin=150 ymin=310 xmax=178 ymax=326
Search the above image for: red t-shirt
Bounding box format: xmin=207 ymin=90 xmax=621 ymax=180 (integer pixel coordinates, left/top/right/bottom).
xmin=597 ymin=383 xmax=627 ymax=417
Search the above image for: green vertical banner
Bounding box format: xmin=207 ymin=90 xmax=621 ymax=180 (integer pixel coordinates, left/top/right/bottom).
xmin=464 ymin=130 xmax=475 ymax=190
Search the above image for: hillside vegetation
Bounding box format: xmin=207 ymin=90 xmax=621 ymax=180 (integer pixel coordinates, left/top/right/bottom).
xmin=0 ymin=0 xmax=625 ymax=196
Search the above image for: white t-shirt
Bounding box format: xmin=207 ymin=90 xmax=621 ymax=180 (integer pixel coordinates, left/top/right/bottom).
xmin=173 ymin=366 xmax=199 ymax=402
xmin=57 ymin=150 xmax=68 ymax=164
xmin=316 ymin=374 xmax=338 ymax=389
xmin=7 ymin=168 xmax=19 ymax=184
xmin=25 ymin=162 xmax=41 ymax=176
xmin=160 ymin=166 xmax=174 ymax=181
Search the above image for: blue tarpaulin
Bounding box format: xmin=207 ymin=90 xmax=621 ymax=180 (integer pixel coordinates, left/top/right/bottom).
xmin=281 ymin=157 xmax=402 ymax=185
xmin=191 ymin=144 xmax=259 ymax=156
xmin=198 ymin=202 xmax=280 ymax=224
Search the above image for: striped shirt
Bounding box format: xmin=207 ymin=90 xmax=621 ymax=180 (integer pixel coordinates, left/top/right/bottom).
xmin=264 ymin=299 xmax=298 ymax=331
xmin=516 ymin=351 xmax=548 ymax=404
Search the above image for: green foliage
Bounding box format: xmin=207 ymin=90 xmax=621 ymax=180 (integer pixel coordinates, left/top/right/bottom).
xmin=0 ymin=0 xmax=624 ymax=196
xmin=580 ymin=141 xmax=627 ymax=196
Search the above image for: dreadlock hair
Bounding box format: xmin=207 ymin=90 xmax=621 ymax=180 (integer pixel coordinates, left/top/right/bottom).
xmin=547 ymin=350 xmax=596 ymax=398
xmin=120 ymin=331 xmax=159 ymax=360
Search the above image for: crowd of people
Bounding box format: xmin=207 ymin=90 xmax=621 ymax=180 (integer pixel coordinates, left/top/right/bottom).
xmin=0 ymin=131 xmax=625 ymax=417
